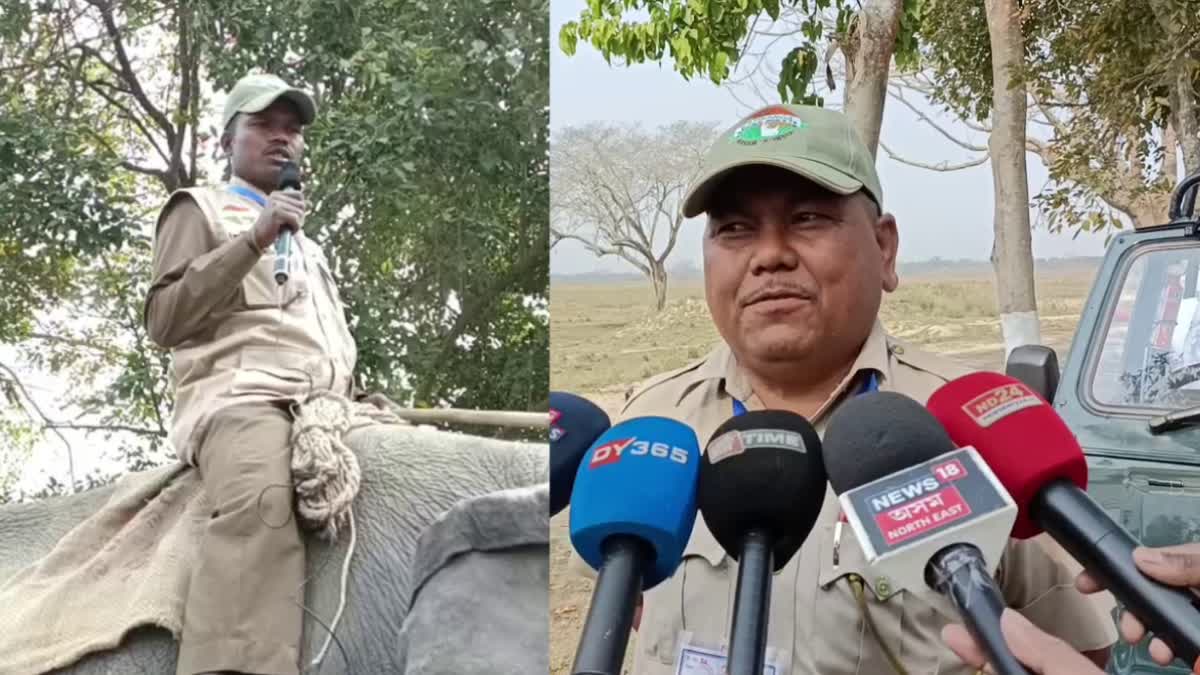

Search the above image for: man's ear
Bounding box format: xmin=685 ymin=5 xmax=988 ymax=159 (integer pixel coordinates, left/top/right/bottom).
xmin=220 ymin=116 xmax=237 ymax=155
xmin=876 ymin=212 xmax=899 ymax=292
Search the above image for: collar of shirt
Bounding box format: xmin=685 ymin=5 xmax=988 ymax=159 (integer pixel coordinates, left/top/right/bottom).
xmin=678 ymin=319 xmax=893 ymax=426
xmin=227 ymin=175 xmax=269 ymax=208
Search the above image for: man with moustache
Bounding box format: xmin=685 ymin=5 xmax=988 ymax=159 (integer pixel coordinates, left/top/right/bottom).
xmin=144 ymin=72 xmax=356 ymax=675
xmin=573 ymin=104 xmax=1116 ymax=675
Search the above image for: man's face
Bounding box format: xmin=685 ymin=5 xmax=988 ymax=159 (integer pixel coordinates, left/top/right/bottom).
xmin=702 ymin=165 xmax=899 ymax=369
xmin=224 ymin=99 xmax=305 ymax=190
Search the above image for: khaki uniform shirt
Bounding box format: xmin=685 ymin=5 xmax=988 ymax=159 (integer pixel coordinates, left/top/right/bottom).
xmin=574 ymin=321 xmax=1117 ymax=675
xmin=144 ymin=175 xmax=357 ymax=465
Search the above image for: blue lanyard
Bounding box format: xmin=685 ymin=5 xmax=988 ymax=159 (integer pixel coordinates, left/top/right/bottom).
xmin=227 ymin=185 xmax=267 ymax=208
xmin=731 ymin=370 xmax=878 ymax=416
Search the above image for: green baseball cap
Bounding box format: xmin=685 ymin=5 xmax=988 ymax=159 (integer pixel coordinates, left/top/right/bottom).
xmin=221 ymin=72 xmax=316 ymax=132
xmin=682 ymin=104 xmax=882 ymax=218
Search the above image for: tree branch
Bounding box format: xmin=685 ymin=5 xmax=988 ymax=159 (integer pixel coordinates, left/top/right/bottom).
xmin=887 ymin=85 xmax=988 ymax=151
xmin=73 ymin=43 xmax=124 ymax=81
xmin=658 ymin=206 xmax=686 ymax=265
xmin=82 ymin=78 xmax=171 ymax=166
xmin=45 ymin=422 xmax=165 ymax=437
xmin=119 ymin=160 xmax=170 ymax=182
xmin=1030 ymin=91 xmax=1071 ymax=140
xmin=27 ymin=333 xmax=122 ymax=359
xmin=878 ymin=141 xmax=990 ymax=170
xmin=0 ymin=362 xmax=76 ymax=492
xmin=615 ymin=249 xmax=652 ymax=277
xmin=88 ymin=0 xmax=178 ymax=151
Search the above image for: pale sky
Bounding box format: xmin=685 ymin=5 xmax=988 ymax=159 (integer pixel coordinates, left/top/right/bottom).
xmin=549 ymin=0 xmax=1112 ymax=276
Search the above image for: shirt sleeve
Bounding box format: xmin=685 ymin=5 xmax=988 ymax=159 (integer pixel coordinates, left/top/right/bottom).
xmin=997 ymin=534 xmax=1119 ymax=652
xmin=143 ymin=195 xmax=264 ymax=348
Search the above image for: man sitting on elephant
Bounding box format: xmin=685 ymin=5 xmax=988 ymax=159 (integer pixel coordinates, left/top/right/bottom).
xmin=144 ymin=71 xmax=357 ymax=675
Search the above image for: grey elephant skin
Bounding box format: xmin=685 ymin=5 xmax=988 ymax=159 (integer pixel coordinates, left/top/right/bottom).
xmin=0 ymin=423 xmax=550 ymax=675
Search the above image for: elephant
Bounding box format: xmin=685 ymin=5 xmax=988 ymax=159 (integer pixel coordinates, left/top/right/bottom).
xmin=0 ymin=422 xmax=549 ymax=675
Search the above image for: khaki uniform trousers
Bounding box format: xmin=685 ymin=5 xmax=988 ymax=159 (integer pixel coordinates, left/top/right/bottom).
xmin=176 ymin=402 xmax=303 ymax=675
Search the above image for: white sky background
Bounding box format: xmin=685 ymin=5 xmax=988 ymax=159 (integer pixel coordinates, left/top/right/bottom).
xmin=549 ymin=0 xmax=1112 ymax=276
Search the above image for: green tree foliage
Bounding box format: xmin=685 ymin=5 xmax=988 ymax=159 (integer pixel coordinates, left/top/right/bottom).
xmin=558 ymin=0 xmax=922 ymax=106
xmin=919 ymin=0 xmax=1200 ymax=232
xmin=0 ymin=0 xmax=548 ymax=495
xmin=192 ymin=0 xmax=550 ymax=411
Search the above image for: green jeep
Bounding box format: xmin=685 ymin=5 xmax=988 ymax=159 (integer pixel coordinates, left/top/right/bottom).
xmin=1008 ymin=174 xmax=1200 ymax=674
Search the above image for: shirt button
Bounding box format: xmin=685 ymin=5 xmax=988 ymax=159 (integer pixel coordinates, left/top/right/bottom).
xmin=875 ymin=576 xmax=892 ymax=598
xmin=892 ymin=345 xmax=905 ymax=356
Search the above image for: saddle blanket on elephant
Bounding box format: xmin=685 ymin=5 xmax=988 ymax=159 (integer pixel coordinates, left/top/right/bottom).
xmin=0 ymin=410 xmax=550 ymax=675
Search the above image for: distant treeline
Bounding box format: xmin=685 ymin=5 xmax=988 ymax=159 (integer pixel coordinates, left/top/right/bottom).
xmin=552 ymin=256 xmax=1105 ymax=285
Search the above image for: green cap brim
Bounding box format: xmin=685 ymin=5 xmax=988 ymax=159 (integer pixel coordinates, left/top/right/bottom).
xmin=682 ymin=156 xmax=864 ymax=218
xmin=237 ymin=88 xmax=317 ymax=126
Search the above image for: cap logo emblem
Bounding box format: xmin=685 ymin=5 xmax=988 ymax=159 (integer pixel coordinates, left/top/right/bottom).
xmin=732 ymin=108 xmax=808 ymax=145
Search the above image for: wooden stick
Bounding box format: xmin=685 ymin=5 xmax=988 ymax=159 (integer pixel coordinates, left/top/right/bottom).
xmin=388 ymin=406 xmax=548 ymax=429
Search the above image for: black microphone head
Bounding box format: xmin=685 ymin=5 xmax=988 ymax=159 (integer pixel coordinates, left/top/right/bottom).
xmin=822 ymin=390 xmax=955 ymax=495
xmin=278 ymin=160 xmax=302 ymax=190
xmin=696 ymin=410 xmax=826 ymax=571
xmin=548 ymin=392 xmax=610 ymax=516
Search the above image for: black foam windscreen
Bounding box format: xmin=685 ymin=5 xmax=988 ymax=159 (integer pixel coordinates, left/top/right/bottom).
xmin=822 ymin=391 xmax=955 ymax=495
xmin=278 ymin=160 xmax=302 ymax=190
xmin=696 ymin=410 xmax=826 ymax=571
xmin=548 ymin=391 xmax=610 ymax=516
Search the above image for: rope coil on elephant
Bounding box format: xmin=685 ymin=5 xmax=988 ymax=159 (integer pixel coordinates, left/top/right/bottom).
xmin=287 ymin=390 xmax=408 ymax=668
xmin=288 ymin=390 xmax=407 ymax=539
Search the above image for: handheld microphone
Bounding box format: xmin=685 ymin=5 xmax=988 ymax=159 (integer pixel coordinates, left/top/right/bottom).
xmin=929 ymin=372 xmax=1200 ymax=670
xmin=823 ymin=391 xmax=1028 ymax=675
xmin=569 ymin=416 xmax=701 ymax=675
xmin=549 ymin=392 xmax=611 ymax=516
xmin=274 ymin=160 xmax=301 ymax=285
xmin=697 ymin=410 xmax=826 ymax=675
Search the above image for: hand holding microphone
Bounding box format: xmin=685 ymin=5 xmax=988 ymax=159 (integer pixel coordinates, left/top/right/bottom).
xmin=943 ymin=543 xmax=1200 ymax=675
xmin=252 ymin=160 xmax=304 ymax=283
xmin=928 ymin=372 xmax=1200 ymax=671
xmin=1075 ymin=544 xmax=1200 ymax=671
xmin=942 ymin=609 xmax=1105 ymax=675
xmin=252 ymin=189 xmax=304 ymax=251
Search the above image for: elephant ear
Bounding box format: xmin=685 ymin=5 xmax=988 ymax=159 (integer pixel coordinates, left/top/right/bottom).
xmin=396 ymin=485 xmax=549 ymax=675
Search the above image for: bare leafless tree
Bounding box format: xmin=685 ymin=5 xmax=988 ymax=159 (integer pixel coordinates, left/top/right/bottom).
xmin=551 ymin=121 xmax=717 ymax=310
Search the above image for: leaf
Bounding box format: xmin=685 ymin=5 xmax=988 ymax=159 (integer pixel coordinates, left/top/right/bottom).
xmin=559 ymin=23 xmax=579 ymax=56
xmin=712 ymin=51 xmax=730 ymax=83
xmin=763 ymin=0 xmax=780 ymax=21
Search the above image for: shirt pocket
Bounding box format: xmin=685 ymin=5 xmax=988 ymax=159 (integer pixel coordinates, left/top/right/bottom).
xmin=812 ymin=520 xmax=963 ymax=675
xmin=229 ymin=347 xmax=328 ymax=398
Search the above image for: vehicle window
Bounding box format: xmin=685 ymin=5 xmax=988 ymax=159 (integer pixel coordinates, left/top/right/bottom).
xmin=1090 ymin=246 xmax=1200 ymax=409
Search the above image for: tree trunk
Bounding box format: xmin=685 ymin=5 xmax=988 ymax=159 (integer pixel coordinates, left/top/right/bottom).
xmin=842 ymin=0 xmax=903 ymax=157
xmin=984 ymin=0 xmax=1041 ymax=361
xmin=650 ymin=260 xmax=668 ymax=311
xmin=1169 ymin=66 xmax=1200 ymax=176
xmin=1151 ymin=0 xmax=1200 ymax=176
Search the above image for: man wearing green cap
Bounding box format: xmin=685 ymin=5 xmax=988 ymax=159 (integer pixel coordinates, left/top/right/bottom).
xmin=571 ymin=104 xmax=1116 ymax=674
xmin=144 ymin=71 xmax=356 ymax=675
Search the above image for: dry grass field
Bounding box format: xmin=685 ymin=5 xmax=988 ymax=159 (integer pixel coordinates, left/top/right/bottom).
xmin=547 ymin=261 xmax=1100 ymax=674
